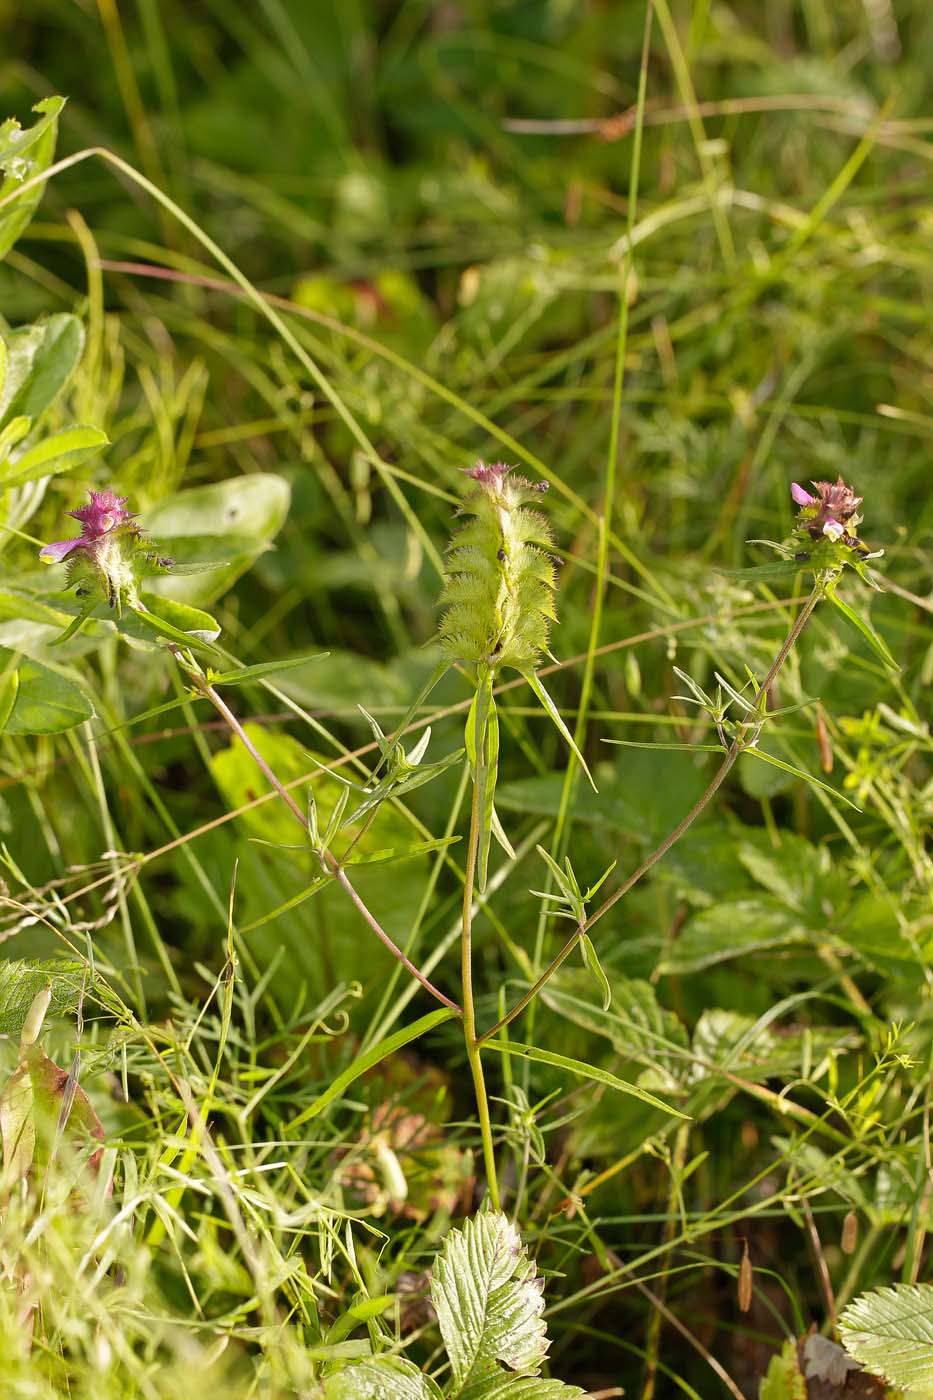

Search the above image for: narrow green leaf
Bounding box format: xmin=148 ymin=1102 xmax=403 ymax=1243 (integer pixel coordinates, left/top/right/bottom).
xmin=1 ymin=424 xmax=108 ymax=488
xmin=0 ymin=665 xmax=18 ymax=730
xmin=0 ymin=97 xmax=65 ymax=261
xmin=126 ymin=602 xmax=221 ymax=649
xmin=0 ymin=314 xmax=83 ymax=430
xmin=467 ymin=670 xmax=496 ymax=891
xmin=742 ymin=746 xmax=861 ymax=811
xmin=579 ymin=933 xmax=612 ymax=1011
xmin=826 ymin=591 xmax=899 ymax=671
xmin=605 ymin=739 xmax=726 ymax=752
xmin=521 ymin=669 xmax=596 ymax=791
xmin=208 ymin=652 xmax=328 ymax=686
xmin=287 ymin=1007 xmax=457 ymax=1129
xmin=344 ymin=835 xmax=460 ymax=866
xmin=0 ymin=413 xmax=30 ymax=459
xmin=483 ymin=1040 xmax=690 ymax=1118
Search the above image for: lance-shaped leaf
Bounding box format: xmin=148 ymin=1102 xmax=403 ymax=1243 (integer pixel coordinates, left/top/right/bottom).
xmin=0 ymin=313 xmax=83 ymax=431
xmin=0 ymin=96 xmax=65 ymax=261
xmin=432 ymin=1211 xmax=577 ymax=1399
xmin=1 ymin=424 xmax=108 ymax=488
xmin=520 ymin=669 xmax=596 ymax=792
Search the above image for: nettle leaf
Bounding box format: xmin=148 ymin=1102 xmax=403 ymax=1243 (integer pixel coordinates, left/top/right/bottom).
xmin=0 ymin=646 xmax=93 ymax=734
xmin=318 ymin=1355 xmax=441 ymax=1399
xmin=839 ymin=1284 xmax=933 ymax=1389
xmin=432 ymin=1211 xmax=584 ymax=1400
xmin=0 ymin=960 xmax=84 ymax=1037
xmin=0 ymin=96 xmax=65 ymax=261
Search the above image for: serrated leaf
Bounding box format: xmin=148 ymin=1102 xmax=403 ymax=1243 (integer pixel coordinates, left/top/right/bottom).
xmin=0 ymin=959 xmax=84 ymax=1035
xmin=0 ymin=97 xmax=65 ymax=261
xmin=457 ymin=1379 xmax=583 ymax=1400
xmin=1 ymin=424 xmax=108 ymax=488
xmin=432 ymin=1211 xmax=550 ymax=1396
xmin=319 ymin=1356 xmax=441 ymax=1399
xmin=839 ymin=1284 xmax=933 ymax=1389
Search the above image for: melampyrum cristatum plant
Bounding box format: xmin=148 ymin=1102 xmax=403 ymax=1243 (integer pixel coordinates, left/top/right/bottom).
xmin=430 ymin=462 xmax=595 ymax=1209
xmin=437 ymin=462 xmax=594 ymax=888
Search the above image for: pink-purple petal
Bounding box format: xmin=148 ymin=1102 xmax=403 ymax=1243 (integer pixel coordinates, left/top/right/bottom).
xmin=791 ymin=482 xmax=815 ymax=507
xmin=40 ymin=537 xmax=85 ymax=563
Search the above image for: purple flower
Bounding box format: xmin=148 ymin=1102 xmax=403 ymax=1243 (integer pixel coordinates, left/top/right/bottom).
xmin=790 ymin=476 xmax=863 ymax=543
xmin=466 ymin=461 xmax=548 ymax=495
xmin=40 ymin=488 xmax=136 ymax=564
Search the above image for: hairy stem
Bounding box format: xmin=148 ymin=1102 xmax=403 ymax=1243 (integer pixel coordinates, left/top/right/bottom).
xmin=463 ymin=746 xmax=502 ymax=1209
xmin=177 ymin=656 xmax=461 ymax=1014
xmin=480 ymin=588 xmax=821 ymax=1042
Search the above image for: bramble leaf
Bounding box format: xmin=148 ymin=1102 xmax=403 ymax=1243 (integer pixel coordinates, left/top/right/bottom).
xmin=839 ymin=1284 xmax=933 ymax=1389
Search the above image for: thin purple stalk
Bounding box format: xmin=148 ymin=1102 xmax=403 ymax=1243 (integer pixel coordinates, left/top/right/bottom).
xmin=179 ymin=659 xmax=461 ymax=1014
xmin=480 ymin=588 xmax=822 ymax=1043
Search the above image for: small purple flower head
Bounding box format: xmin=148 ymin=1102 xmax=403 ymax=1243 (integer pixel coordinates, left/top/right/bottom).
xmin=40 ymin=488 xmax=136 ymax=563
xmin=790 ymin=475 xmax=864 ymax=545
xmin=467 ymin=461 xmax=511 ymax=488
xmin=39 ymin=486 xmax=170 ymax=615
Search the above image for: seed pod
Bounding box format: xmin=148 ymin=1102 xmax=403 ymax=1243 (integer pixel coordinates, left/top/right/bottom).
xmin=816 ymin=703 xmax=834 ymax=774
xmin=841 ymin=1208 xmax=858 ymax=1255
xmin=738 ymin=1239 xmax=753 ymax=1313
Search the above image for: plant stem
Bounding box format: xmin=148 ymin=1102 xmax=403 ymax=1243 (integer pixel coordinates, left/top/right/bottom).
xmin=462 ymin=753 xmax=501 ymax=1210
xmin=178 ymin=656 xmax=461 ymax=1014
xmin=481 ymin=588 xmax=821 ymax=1042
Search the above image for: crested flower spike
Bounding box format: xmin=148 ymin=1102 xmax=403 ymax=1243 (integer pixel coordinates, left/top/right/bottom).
xmin=790 ymin=476 xmax=864 ymax=546
xmin=40 ymin=488 xmax=136 ymax=563
xmin=39 ymin=486 xmax=172 ymax=616
xmin=438 ymin=461 xmax=556 ymax=673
